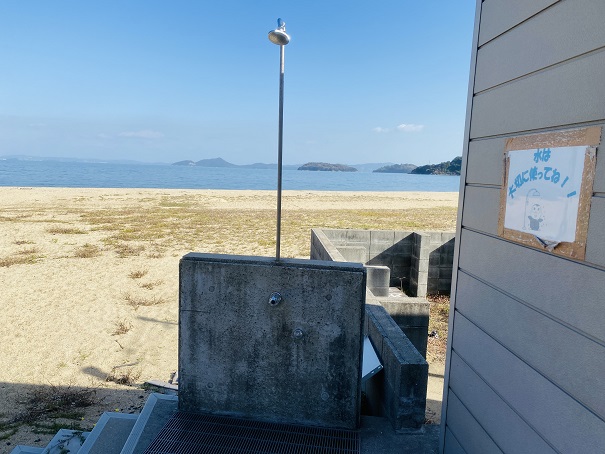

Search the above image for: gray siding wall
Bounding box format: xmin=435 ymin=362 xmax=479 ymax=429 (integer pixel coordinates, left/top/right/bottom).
xmin=441 ymin=1 xmax=605 ymax=453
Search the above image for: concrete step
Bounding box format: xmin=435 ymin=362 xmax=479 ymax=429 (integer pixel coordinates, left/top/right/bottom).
xmin=10 ymin=428 xmax=91 ymax=454
xmin=78 ymin=412 xmax=138 ymax=454
xmin=8 ymin=447 xmax=44 ymax=454
xmin=119 ymin=393 xmax=178 ymax=454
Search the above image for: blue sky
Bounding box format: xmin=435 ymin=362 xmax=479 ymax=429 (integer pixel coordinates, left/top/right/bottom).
xmin=0 ymin=1 xmax=475 ymax=165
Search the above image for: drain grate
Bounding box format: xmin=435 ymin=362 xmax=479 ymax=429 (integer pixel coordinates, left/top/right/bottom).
xmin=143 ymin=411 xmax=360 ymax=454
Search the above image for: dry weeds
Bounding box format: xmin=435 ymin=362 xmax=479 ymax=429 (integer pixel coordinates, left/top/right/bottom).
xmin=128 ymin=269 xmax=148 ymax=279
xmin=426 ymin=293 xmax=450 ymax=363
xmin=47 ymin=227 xmax=87 ymax=235
xmin=106 ymin=367 xmax=141 ymax=386
xmin=123 ymin=292 xmax=167 ymax=308
xmin=112 ymin=319 xmax=133 ymax=336
xmin=74 ymin=243 xmax=101 ymax=258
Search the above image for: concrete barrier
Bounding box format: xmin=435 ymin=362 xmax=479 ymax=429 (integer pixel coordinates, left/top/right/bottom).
xmin=179 ymin=253 xmax=366 ymax=429
xmin=365 ymin=301 xmax=428 ymax=431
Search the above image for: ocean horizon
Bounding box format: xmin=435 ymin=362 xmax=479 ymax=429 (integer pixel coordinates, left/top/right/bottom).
xmin=0 ymin=159 xmax=460 ymax=192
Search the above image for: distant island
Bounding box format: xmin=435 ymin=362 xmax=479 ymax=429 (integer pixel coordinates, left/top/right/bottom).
xmin=297 ymin=162 xmax=358 ymax=172
xmin=373 ymin=163 xmax=417 ymax=174
xmin=172 ymin=157 xmax=299 ymax=170
xmin=411 ymin=156 xmax=462 ymax=175
xmin=373 ymin=157 xmax=462 ymax=176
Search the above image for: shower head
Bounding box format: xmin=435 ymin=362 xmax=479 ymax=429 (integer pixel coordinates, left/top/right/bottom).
xmin=268 ymin=18 xmax=290 ymax=45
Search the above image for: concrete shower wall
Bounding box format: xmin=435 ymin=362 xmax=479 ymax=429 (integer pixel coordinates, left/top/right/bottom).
xmin=178 ymin=253 xmax=366 ymax=430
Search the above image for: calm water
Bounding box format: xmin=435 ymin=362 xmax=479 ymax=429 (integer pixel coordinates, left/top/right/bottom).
xmin=0 ymin=160 xmax=460 ymax=192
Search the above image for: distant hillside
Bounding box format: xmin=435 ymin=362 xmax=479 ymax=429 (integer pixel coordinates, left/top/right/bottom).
xmin=173 ymin=160 xmax=196 ymax=166
xmin=351 ymin=162 xmax=395 ymax=172
xmin=298 ymin=162 xmax=358 ymax=172
xmin=411 ymin=156 xmax=462 ymax=175
xmin=172 ymin=158 xmax=299 ymax=170
xmin=373 ymin=163 xmax=417 ymax=174
xmin=196 ymin=157 xmax=237 ymax=167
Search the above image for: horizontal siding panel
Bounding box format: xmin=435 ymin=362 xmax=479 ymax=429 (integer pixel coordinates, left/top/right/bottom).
xmin=458 ymin=229 xmax=605 ymax=342
xmin=467 ymin=124 xmax=603 ymax=187
xmin=449 ymin=351 xmax=555 ymax=454
xmin=456 ymin=271 xmax=605 ymax=418
xmin=586 ymin=196 xmax=605 ymax=267
xmin=444 ymin=427 xmax=466 ymax=454
xmin=476 ymin=0 xmax=605 ymax=92
xmin=478 ymin=0 xmax=559 ymax=46
xmin=466 ymin=138 xmax=505 ymax=185
xmin=452 ymin=314 xmax=605 ymax=453
xmin=461 ymin=186 xmax=500 ymax=235
xmin=446 ymin=391 xmax=503 ymax=454
xmin=470 ymin=49 xmax=605 ymax=139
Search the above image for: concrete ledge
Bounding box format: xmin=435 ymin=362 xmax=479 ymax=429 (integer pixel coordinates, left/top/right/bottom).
xmin=365 ymin=303 xmax=428 ymax=431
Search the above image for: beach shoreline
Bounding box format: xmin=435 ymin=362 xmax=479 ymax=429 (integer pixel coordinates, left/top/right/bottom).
xmin=0 ymin=188 xmax=457 ymax=452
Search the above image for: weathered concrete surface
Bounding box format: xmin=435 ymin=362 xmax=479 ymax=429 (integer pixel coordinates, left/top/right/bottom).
xmin=366 ymin=265 xmax=391 ymax=297
xmin=378 ymin=297 xmax=430 ymax=358
xmin=179 ymin=253 xmax=366 ymax=429
xmin=311 ymin=228 xmax=455 ymax=297
xmin=365 ymin=302 xmax=428 ymax=431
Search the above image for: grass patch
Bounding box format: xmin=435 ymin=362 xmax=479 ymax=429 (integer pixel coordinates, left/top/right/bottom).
xmin=47 ymin=226 xmax=88 ymax=235
xmin=128 ymin=269 xmax=148 ymax=279
xmin=123 ymin=292 xmax=167 ymax=308
xmin=0 ymin=253 xmax=41 ymax=267
xmin=74 ymin=243 xmax=101 ymax=258
xmin=113 ymin=243 xmax=146 ymax=258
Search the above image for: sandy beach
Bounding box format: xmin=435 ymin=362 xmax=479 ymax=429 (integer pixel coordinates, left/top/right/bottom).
xmin=0 ymin=187 xmax=457 ymax=452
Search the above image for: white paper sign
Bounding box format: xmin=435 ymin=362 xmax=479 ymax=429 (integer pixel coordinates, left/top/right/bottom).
xmin=504 ymin=146 xmax=586 ymax=243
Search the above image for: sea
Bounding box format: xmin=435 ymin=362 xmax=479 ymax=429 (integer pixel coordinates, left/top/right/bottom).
xmin=0 ymin=159 xmax=460 ymax=192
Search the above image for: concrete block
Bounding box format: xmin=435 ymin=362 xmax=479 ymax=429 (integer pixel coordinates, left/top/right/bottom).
xmin=179 ymin=253 xmax=366 ymax=429
xmin=392 ymin=253 xmax=412 ymax=267
xmin=417 ymin=259 xmax=429 ymax=273
xmin=323 ymin=228 xmax=348 ymax=245
xmin=438 ymin=280 xmax=453 ymax=292
xmin=394 ymin=231 xmax=415 ymax=244
xmin=338 ymin=245 xmax=367 ymax=263
xmin=366 ymin=265 xmax=391 ymax=297
xmin=310 ymin=229 xmax=346 ymax=262
xmin=365 ymin=305 xmax=428 ymax=431
xmin=428 ymin=253 xmax=441 ymax=266
xmin=369 ymin=244 xmax=394 ymax=265
xmin=378 ymin=300 xmax=430 ymax=358
xmin=347 ymin=229 xmax=371 ymax=244
xmin=440 ymin=266 xmax=453 ymax=279
xmin=429 ymin=232 xmax=443 ymax=244
xmin=370 ymin=230 xmax=395 ymax=245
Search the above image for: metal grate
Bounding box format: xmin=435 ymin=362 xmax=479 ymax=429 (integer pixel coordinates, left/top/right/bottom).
xmin=143 ymin=411 xmax=360 ymax=454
